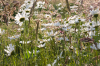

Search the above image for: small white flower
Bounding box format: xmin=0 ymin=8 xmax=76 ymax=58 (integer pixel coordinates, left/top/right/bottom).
xmin=61 ymin=23 xmax=69 ymax=27
xmin=90 ymin=44 xmax=97 ymax=50
xmin=37 ymin=43 xmax=45 ymax=48
xmin=40 ymin=28 xmax=46 ymax=31
xmin=52 ymin=59 xmax=57 ymax=66
xmin=47 ymin=30 xmax=58 ymax=36
xmin=70 ymin=5 xmax=78 ymax=9
xmin=82 ymin=22 xmax=90 ymax=27
xmin=97 ymin=43 xmax=100 ymax=49
xmin=0 ymin=28 xmax=5 ymax=35
xmin=54 ymin=22 xmax=60 ymax=26
xmin=57 ymin=37 xmax=69 ymax=41
xmin=90 ymin=43 xmax=100 ymax=50
xmin=90 ymin=7 xmax=100 ymax=16
xmin=69 ymin=46 xmax=74 ymax=50
xmin=62 ymin=26 xmax=72 ymax=31
xmin=88 ymin=31 xmax=95 ymax=38
xmin=33 ymin=50 xmax=40 ymax=54
xmin=26 ymin=50 xmax=31 ymax=54
xmin=35 ymin=1 xmax=45 ymax=9
xmin=47 ymin=64 xmax=51 ymax=66
xmin=68 ymin=20 xmax=75 ymax=24
xmin=17 ymin=28 xmax=24 ymax=31
xmin=42 ymin=23 xmax=53 ymax=27
xmin=57 ymin=3 xmax=62 ymax=6
xmin=19 ymin=22 xmax=23 ymax=26
xmin=19 ymin=41 xmax=31 ymax=44
xmin=4 ymin=44 xmax=14 ymax=56
xmin=8 ymin=34 xmax=21 ymax=40
xmin=92 ymin=21 xmax=100 ymax=27
xmin=44 ymin=14 xmax=51 ymax=19
xmin=68 ymin=15 xmax=78 ymax=21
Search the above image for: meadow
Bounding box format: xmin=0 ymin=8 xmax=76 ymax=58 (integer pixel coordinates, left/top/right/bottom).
xmin=0 ymin=0 xmax=100 ymax=66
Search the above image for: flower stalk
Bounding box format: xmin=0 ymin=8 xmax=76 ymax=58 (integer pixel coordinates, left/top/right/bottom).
xmin=28 ymin=0 xmax=37 ymax=27
xmin=36 ymin=21 xmax=39 ymax=41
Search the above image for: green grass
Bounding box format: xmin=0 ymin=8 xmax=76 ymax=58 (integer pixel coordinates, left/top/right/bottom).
xmin=1 ymin=0 xmax=100 ymax=66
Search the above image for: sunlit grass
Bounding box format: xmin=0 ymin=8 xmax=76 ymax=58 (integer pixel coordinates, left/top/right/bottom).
xmin=1 ymin=0 xmax=100 ymax=66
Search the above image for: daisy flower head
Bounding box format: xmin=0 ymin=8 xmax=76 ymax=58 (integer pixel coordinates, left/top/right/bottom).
xmin=25 ymin=9 xmax=31 ymax=13
xmin=35 ymin=1 xmax=45 ymax=9
xmin=8 ymin=34 xmax=21 ymax=40
xmin=15 ymin=13 xmax=25 ymax=24
xmin=4 ymin=44 xmax=15 ymax=56
xmin=54 ymin=22 xmax=61 ymax=27
xmin=90 ymin=7 xmax=100 ymax=17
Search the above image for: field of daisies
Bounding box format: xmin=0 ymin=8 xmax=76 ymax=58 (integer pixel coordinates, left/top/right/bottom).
xmin=1 ymin=0 xmax=100 ymax=66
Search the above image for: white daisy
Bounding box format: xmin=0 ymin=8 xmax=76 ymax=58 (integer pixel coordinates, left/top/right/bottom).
xmin=33 ymin=50 xmax=40 ymax=54
xmin=90 ymin=7 xmax=100 ymax=16
xmin=47 ymin=30 xmax=58 ymax=36
xmin=0 ymin=28 xmax=5 ymax=35
xmin=54 ymin=22 xmax=60 ymax=26
xmin=8 ymin=34 xmax=21 ymax=40
xmin=62 ymin=26 xmax=72 ymax=31
xmin=15 ymin=13 xmax=25 ymax=24
xmin=4 ymin=44 xmax=15 ymax=56
xmin=37 ymin=43 xmax=45 ymax=48
xmin=19 ymin=41 xmax=31 ymax=44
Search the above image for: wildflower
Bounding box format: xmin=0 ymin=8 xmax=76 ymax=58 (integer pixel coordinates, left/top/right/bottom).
xmin=37 ymin=43 xmax=45 ymax=48
xmin=19 ymin=22 xmax=23 ymax=26
xmin=15 ymin=13 xmax=25 ymax=24
xmin=40 ymin=28 xmax=46 ymax=31
xmin=17 ymin=28 xmax=24 ymax=31
xmin=19 ymin=41 xmax=31 ymax=44
xmin=75 ymin=18 xmax=85 ymax=23
xmin=68 ymin=15 xmax=78 ymax=21
xmin=88 ymin=31 xmax=95 ymax=38
xmin=90 ymin=7 xmax=99 ymax=17
xmin=68 ymin=15 xmax=85 ymax=24
xmin=56 ymin=37 xmax=69 ymax=41
xmin=41 ymin=23 xmax=53 ymax=27
xmin=56 ymin=3 xmax=62 ymax=6
xmin=25 ymin=9 xmax=30 ymax=13
xmin=70 ymin=5 xmax=78 ymax=9
xmin=47 ymin=64 xmax=51 ymax=66
xmin=90 ymin=44 xmax=97 ymax=50
xmin=68 ymin=20 xmax=75 ymax=24
xmin=4 ymin=44 xmax=15 ymax=56
xmin=60 ymin=31 xmax=64 ymax=34
xmin=44 ymin=14 xmax=51 ymax=19
xmin=33 ymin=50 xmax=40 ymax=54
xmin=54 ymin=22 xmax=60 ymax=26
xmin=92 ymin=21 xmax=100 ymax=27
xmin=47 ymin=30 xmax=58 ymax=36
xmin=62 ymin=26 xmax=72 ymax=31
xmin=60 ymin=23 xmax=69 ymax=27
xmin=27 ymin=51 xmax=31 ymax=54
xmin=52 ymin=51 xmax=63 ymax=66
xmin=8 ymin=34 xmax=21 ymax=40
xmin=35 ymin=1 xmax=45 ymax=9
xmin=82 ymin=22 xmax=90 ymax=27
xmin=0 ymin=28 xmax=5 ymax=35
xmin=69 ymin=46 xmax=74 ymax=50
